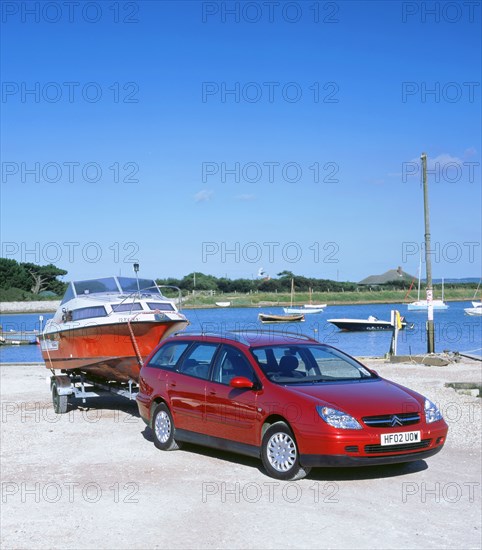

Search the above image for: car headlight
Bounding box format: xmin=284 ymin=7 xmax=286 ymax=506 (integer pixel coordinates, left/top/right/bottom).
xmin=424 ymin=398 xmax=443 ymax=423
xmin=316 ymin=406 xmax=362 ymax=430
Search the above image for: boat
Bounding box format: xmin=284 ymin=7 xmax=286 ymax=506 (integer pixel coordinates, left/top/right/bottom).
xmin=406 ymin=260 xmax=448 ymax=310
xmin=303 ymin=288 xmax=326 ymax=309
xmin=41 ymin=275 xmax=189 ymax=382
xmin=283 ymin=306 xmax=323 ymax=314
xmin=407 ymin=299 xmax=449 ymax=311
xmin=215 ymin=301 xmax=231 ymax=307
xmin=464 ymin=303 xmax=482 ymax=316
xmin=283 ymin=280 xmax=324 ymax=314
xmin=328 ymin=315 xmax=412 ymax=332
xmin=258 ymin=313 xmax=305 ymax=324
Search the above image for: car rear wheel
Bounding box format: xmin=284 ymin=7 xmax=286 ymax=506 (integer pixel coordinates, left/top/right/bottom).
xmin=261 ymin=422 xmax=311 ymax=480
xmin=152 ymin=404 xmax=182 ymax=451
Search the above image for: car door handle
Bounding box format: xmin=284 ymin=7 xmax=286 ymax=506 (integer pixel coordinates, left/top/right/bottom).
xmin=170 ymin=381 xmax=177 ymax=387
xmin=209 ymin=390 xmax=216 ymax=396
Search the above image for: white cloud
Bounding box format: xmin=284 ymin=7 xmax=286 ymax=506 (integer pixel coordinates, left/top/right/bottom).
xmin=389 ymin=152 xmax=473 ymax=179
xmin=235 ymin=194 xmax=255 ymax=201
xmin=193 ymin=189 xmax=213 ymax=203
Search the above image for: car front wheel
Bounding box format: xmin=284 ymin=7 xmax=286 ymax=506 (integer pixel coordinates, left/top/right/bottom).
xmin=152 ymin=403 xmax=182 ymax=451
xmin=261 ymin=422 xmax=311 ymax=480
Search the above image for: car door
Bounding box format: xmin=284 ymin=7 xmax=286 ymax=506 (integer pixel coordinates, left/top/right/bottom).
xmin=167 ymin=342 xmax=219 ymax=434
xmin=205 ymin=345 xmax=260 ymax=446
xmin=140 ymin=340 xmax=191 ymax=403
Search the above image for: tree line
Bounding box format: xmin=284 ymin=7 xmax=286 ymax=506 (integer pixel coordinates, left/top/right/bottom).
xmin=0 ymin=258 xmax=67 ymax=301
xmin=1 ymin=259 xmax=476 ymax=301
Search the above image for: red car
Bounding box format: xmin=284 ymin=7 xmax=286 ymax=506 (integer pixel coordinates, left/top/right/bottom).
xmin=136 ymin=331 xmax=448 ymax=480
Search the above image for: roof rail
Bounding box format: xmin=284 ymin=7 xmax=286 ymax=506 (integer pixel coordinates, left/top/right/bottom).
xmin=228 ymin=329 xmax=318 ymax=342
xmin=170 ymin=328 xmax=319 ymax=343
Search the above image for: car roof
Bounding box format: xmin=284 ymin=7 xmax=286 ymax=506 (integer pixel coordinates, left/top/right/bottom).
xmin=168 ymin=330 xmax=321 ymax=348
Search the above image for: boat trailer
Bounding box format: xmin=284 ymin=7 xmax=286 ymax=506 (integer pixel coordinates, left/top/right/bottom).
xmin=49 ymin=372 xmax=138 ymax=414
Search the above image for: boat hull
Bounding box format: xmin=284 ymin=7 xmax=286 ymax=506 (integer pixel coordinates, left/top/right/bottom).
xmin=41 ymin=319 xmax=188 ymax=382
xmin=464 ymin=307 xmax=482 ymax=316
xmin=328 ymin=319 xmax=407 ymax=332
xmin=283 ymin=307 xmax=323 ymax=314
xmin=407 ymin=300 xmax=448 ymax=310
xmin=258 ymin=313 xmax=305 ymax=324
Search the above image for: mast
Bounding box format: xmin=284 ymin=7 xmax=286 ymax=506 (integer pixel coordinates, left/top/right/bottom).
xmin=417 ymin=251 xmax=421 ymax=301
xmin=421 ymin=153 xmax=435 ymax=353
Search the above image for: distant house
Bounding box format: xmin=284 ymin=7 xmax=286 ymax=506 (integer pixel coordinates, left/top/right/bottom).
xmin=358 ymin=267 xmax=415 ymax=286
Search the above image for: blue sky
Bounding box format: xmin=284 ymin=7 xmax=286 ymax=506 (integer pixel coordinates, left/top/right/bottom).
xmin=1 ymin=0 xmax=481 ymax=283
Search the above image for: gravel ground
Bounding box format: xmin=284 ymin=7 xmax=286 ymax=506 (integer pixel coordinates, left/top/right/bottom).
xmin=1 ymin=358 xmax=481 ymax=549
xmin=0 ymin=301 xmax=60 ymax=314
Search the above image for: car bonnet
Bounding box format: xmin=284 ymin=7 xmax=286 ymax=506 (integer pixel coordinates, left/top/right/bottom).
xmin=287 ymin=378 xmax=423 ymax=417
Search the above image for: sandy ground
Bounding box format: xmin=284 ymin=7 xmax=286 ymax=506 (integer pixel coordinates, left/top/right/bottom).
xmin=0 ymin=358 xmax=481 ymax=550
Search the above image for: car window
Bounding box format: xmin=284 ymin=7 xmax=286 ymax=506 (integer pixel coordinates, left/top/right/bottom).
xmin=252 ymin=346 xmax=310 ymax=378
xmin=251 ymin=345 xmax=373 ymax=384
xmin=148 ymin=342 xmax=190 ymax=370
xmin=177 ymin=343 xmax=218 ymax=380
xmin=212 ymin=345 xmax=257 ymax=385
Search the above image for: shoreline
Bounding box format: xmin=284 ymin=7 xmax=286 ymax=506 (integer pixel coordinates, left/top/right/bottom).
xmin=0 ymin=297 xmax=474 ymax=314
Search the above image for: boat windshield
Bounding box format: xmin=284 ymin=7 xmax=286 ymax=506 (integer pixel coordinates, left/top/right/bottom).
xmin=117 ymin=277 xmax=161 ymax=294
xmin=250 ymin=345 xmax=375 ymax=385
xmin=69 ymin=277 xmax=162 ymax=298
xmin=74 ymin=278 xmax=120 ymax=296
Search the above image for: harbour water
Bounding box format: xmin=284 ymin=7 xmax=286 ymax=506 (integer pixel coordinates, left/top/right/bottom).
xmin=0 ymin=301 xmax=480 ymax=363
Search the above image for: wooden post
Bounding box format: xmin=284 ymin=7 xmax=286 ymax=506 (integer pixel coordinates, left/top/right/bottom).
xmin=389 ymin=310 xmax=399 ymax=356
xmin=421 ymin=153 xmax=435 ymax=353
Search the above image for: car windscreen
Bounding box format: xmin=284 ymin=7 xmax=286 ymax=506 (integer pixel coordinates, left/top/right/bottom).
xmin=250 ymin=344 xmax=374 ymax=384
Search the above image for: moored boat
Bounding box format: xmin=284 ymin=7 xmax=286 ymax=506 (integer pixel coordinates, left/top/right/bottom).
xmin=407 ymin=299 xmax=449 ymax=311
xmin=283 ymin=307 xmax=323 ymax=314
xmin=328 ymin=315 xmax=411 ymax=332
xmin=258 ymin=313 xmax=305 ymax=324
xmin=464 ymin=303 xmax=482 ymax=316
xmin=215 ymin=301 xmax=231 ymax=307
xmin=41 ymin=275 xmax=189 ymax=382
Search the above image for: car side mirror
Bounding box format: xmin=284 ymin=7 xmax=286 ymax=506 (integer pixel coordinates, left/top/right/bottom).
xmin=229 ymin=376 xmax=254 ymax=389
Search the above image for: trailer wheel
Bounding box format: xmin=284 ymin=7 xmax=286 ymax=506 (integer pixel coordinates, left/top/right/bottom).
xmin=52 ymin=382 xmax=68 ymax=414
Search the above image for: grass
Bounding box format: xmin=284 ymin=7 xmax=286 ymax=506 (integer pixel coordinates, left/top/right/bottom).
xmin=182 ymin=287 xmax=477 ymax=308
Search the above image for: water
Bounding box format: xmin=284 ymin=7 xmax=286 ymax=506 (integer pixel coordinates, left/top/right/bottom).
xmin=0 ymin=313 xmax=54 ymax=363
xmin=1 ymin=302 xmax=480 ymax=363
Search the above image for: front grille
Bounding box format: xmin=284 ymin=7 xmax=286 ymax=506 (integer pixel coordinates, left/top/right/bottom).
xmin=362 ymin=412 xmax=420 ymax=428
xmin=365 ymin=439 xmax=431 ymax=454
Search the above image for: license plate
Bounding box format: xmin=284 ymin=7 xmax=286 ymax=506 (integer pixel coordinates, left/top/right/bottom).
xmin=380 ymin=430 xmax=421 ymax=446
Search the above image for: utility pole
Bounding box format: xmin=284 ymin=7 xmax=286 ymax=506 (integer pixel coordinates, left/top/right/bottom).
xmin=421 ymin=153 xmax=435 ymax=353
